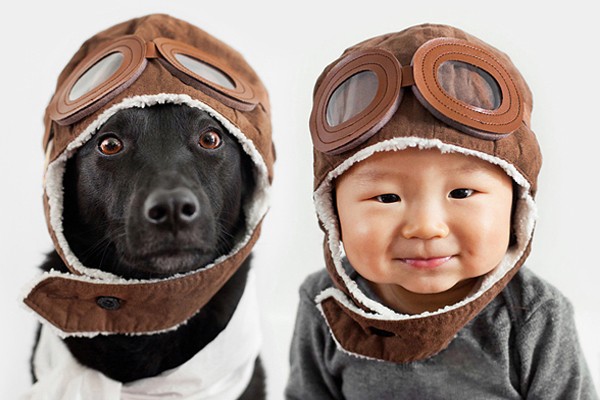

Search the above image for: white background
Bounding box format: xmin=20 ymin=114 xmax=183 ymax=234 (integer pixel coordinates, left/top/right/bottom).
xmin=1 ymin=1 xmax=598 ymax=398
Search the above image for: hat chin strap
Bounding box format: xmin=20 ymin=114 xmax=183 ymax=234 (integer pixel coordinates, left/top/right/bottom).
xmin=23 ymin=221 xmax=263 ymax=338
xmin=316 ymin=238 xmax=531 ymax=363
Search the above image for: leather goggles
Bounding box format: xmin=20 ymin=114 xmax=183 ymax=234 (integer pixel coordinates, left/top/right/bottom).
xmin=47 ymin=35 xmax=262 ymax=125
xmin=310 ymin=38 xmax=524 ymax=154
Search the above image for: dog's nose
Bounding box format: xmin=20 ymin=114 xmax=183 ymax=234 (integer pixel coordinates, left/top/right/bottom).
xmin=144 ymin=187 xmax=200 ymax=229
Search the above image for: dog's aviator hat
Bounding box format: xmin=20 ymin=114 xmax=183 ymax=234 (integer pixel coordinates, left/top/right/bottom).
xmin=310 ymin=24 xmax=542 ymax=362
xmin=24 ymin=14 xmax=274 ymax=337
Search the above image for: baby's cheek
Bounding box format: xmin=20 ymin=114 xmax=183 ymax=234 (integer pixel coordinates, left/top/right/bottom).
xmin=341 ymin=217 xmax=383 ymax=263
xmin=340 ymin=209 xmax=378 ymax=246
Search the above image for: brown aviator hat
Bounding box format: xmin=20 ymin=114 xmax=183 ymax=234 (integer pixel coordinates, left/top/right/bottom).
xmin=23 ymin=14 xmax=274 ymax=337
xmin=310 ymin=24 xmax=541 ymax=362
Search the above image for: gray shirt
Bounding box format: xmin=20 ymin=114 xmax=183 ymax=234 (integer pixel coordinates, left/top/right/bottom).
xmin=285 ymin=267 xmax=598 ymax=399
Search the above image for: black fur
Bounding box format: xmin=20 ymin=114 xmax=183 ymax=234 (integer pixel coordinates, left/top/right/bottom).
xmin=33 ymin=104 xmax=265 ymax=398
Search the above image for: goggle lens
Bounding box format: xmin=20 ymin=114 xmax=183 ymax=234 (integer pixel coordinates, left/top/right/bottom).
xmin=68 ymin=52 xmax=125 ymax=102
xmin=326 ymin=70 xmax=378 ymax=127
xmin=173 ymin=53 xmax=236 ymax=91
xmin=437 ymin=60 xmax=502 ymax=111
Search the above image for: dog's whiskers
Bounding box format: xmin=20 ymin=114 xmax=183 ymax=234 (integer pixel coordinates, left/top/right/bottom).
xmin=78 ymin=226 xmax=126 ymax=269
xmin=214 ymin=222 xmax=240 ymax=255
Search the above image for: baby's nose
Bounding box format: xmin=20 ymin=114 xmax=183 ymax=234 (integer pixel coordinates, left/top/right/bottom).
xmin=400 ymin=204 xmax=449 ymax=240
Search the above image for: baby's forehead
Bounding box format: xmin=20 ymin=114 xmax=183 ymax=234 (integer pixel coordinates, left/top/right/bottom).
xmin=340 ymin=147 xmax=509 ymax=183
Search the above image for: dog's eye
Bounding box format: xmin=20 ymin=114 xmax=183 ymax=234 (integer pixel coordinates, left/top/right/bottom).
xmin=98 ymin=136 xmax=123 ymax=155
xmin=198 ymin=131 xmax=222 ymax=150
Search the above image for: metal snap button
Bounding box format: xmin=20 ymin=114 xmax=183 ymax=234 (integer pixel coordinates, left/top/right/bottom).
xmin=96 ymin=296 xmax=122 ymax=310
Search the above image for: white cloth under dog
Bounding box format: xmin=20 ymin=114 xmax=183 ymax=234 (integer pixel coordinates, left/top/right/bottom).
xmin=23 ymin=272 xmax=262 ymax=400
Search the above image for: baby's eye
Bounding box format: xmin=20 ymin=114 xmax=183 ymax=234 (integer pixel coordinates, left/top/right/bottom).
xmin=376 ymin=194 xmax=400 ymax=203
xmin=449 ymin=188 xmax=474 ymax=199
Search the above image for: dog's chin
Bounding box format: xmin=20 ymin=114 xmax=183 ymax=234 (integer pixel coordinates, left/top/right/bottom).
xmin=121 ymin=249 xmax=218 ymax=279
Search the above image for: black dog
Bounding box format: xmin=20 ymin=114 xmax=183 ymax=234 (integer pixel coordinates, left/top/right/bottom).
xmin=32 ymin=103 xmax=264 ymax=399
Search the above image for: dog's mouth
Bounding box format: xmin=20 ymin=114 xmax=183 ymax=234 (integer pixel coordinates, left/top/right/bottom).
xmin=120 ymin=246 xmax=219 ymax=278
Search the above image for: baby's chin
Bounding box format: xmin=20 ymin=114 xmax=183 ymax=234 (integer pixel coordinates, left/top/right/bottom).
xmin=366 ymin=278 xmax=473 ymax=315
xmin=398 ymin=275 xmax=482 ymax=300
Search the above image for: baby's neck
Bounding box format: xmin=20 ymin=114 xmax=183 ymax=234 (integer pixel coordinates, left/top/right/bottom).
xmin=369 ymin=277 xmax=481 ymax=315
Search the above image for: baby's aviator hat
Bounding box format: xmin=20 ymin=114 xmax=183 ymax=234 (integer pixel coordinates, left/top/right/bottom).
xmin=310 ymin=23 xmax=542 ymax=362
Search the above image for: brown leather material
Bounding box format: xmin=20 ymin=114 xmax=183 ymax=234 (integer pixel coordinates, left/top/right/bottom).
xmin=310 ymin=48 xmax=402 ymax=155
xmin=25 ymin=223 xmax=262 ymax=334
xmin=48 ymin=35 xmax=148 ymax=125
xmin=42 ymin=14 xmax=274 ymax=183
xmin=311 ymin=33 xmax=527 ymax=155
xmin=45 ymin=57 xmax=274 ymax=182
xmin=154 ymin=38 xmax=260 ymax=108
xmin=411 ymin=38 xmax=522 ymax=138
xmin=313 ymin=92 xmax=541 ymax=195
xmin=400 ymin=65 xmax=414 ymax=87
xmin=48 ymin=35 xmax=264 ymax=125
xmin=145 ymin=41 xmax=159 ymax=59
xmin=313 ymin=24 xmax=538 ymax=193
xmin=320 ymin=240 xmax=528 ymax=362
xmin=42 ymin=111 xmax=53 ymax=151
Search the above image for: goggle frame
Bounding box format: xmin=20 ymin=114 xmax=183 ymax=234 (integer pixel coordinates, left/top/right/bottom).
xmin=310 ymin=38 xmax=523 ymax=155
xmin=47 ymin=35 xmax=262 ymax=126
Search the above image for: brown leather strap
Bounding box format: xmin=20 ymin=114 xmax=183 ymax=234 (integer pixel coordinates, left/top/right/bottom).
xmin=320 ymin=241 xmax=530 ymax=363
xmin=145 ymin=41 xmax=159 ymax=59
xmin=24 ymin=223 xmax=262 ymax=335
xmin=400 ymin=65 xmax=415 ymax=87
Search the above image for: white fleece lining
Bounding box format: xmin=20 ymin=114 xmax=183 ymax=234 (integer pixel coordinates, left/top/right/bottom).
xmin=314 ymin=137 xmax=537 ymax=320
xmin=315 ymin=301 xmax=381 ymax=362
xmin=43 ymin=93 xmax=270 ymax=283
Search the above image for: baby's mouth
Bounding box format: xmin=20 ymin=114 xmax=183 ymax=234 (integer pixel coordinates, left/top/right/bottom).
xmin=398 ymin=256 xmax=453 ymax=269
